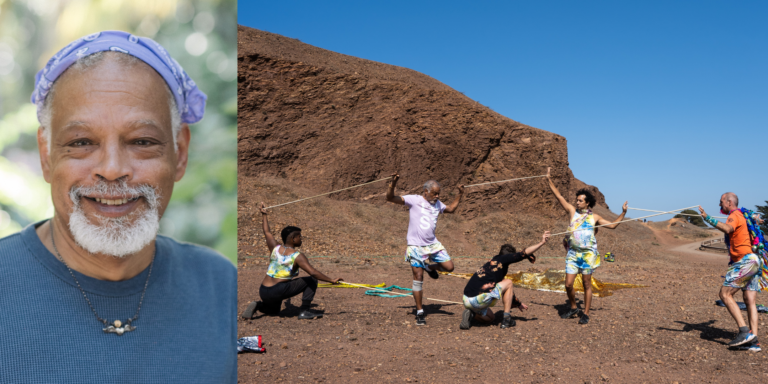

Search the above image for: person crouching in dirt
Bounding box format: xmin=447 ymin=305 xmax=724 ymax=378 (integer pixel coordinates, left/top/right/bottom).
xmin=699 ymin=193 xmax=763 ymax=351
xmin=546 ymin=167 xmax=628 ymax=325
xmin=386 ymin=173 xmax=464 ymax=326
xmin=241 ymin=202 xmax=343 ymax=320
xmin=460 ymin=232 xmax=550 ymax=329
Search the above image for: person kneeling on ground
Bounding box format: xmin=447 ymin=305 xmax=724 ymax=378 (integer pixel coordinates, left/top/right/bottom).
xmin=241 ymin=202 xmax=343 ymax=320
xmin=460 ymin=231 xmax=550 ymax=329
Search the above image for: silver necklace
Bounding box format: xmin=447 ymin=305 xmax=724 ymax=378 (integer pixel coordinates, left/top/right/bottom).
xmin=50 ymin=224 xmax=154 ymax=335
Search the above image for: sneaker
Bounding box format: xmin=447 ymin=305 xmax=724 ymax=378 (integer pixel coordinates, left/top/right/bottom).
xmin=426 ymin=267 xmax=439 ymax=279
xmin=500 ymin=315 xmax=516 ymax=329
xmin=560 ymin=308 xmax=580 ymax=319
xmin=460 ymin=309 xmax=472 ymax=330
xmin=743 ymin=341 xmax=762 ymax=352
xmin=578 ymin=314 xmax=590 ymax=325
xmin=415 ymin=312 xmax=426 ymax=326
xmin=297 ymin=309 xmax=323 ymax=319
xmin=729 ymin=331 xmax=756 ymax=347
xmin=241 ymin=301 xmax=260 ymax=319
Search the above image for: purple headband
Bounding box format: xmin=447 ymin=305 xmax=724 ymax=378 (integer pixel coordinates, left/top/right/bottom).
xmin=31 ymin=30 xmax=206 ymax=124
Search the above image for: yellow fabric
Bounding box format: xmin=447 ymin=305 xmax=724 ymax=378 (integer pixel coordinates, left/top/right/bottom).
xmin=441 ymin=269 xmax=645 ymax=297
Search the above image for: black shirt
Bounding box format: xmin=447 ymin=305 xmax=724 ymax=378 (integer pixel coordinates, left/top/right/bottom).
xmin=463 ymin=252 xmax=527 ymax=297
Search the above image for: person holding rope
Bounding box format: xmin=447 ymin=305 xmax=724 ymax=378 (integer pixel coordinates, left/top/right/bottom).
xmin=546 ymin=167 xmax=628 ymax=324
xmin=241 ymin=203 xmax=343 ymax=320
xmin=699 ymin=193 xmax=763 ymax=351
xmin=386 ymin=173 xmax=464 ymax=326
xmin=460 ymin=231 xmax=550 ymax=330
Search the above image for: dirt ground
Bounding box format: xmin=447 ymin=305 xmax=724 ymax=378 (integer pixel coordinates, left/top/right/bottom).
xmin=238 ymin=231 xmax=768 ymax=383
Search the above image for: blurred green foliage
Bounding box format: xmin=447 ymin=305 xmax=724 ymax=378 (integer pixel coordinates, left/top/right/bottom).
xmin=0 ymin=0 xmax=237 ymax=264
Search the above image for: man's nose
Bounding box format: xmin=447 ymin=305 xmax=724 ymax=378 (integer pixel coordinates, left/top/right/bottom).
xmin=91 ymin=139 xmax=133 ymax=182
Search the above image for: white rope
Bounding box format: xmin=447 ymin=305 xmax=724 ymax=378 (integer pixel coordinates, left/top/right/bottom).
xmin=628 ymin=207 xmax=725 ymax=219
xmin=464 ymin=175 xmax=547 ymax=188
xmin=550 ymin=205 xmax=700 ymax=236
xmin=264 ymin=177 xmax=392 ymax=209
xmin=339 ymin=281 xmax=462 ymax=305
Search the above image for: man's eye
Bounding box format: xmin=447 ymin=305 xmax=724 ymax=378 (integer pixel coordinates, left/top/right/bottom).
xmin=70 ymin=140 xmax=91 ymax=147
xmin=134 ymin=139 xmax=155 ymax=146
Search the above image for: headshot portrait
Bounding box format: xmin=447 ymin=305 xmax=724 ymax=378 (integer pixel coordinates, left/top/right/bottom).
xmin=0 ymin=1 xmax=237 ymax=382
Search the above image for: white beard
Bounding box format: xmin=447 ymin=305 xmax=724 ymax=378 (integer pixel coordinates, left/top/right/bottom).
xmin=67 ymin=180 xmax=161 ymax=258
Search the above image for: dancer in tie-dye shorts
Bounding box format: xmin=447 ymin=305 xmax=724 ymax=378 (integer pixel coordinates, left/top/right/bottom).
xmin=386 ymin=173 xmax=464 ymax=326
xmin=460 ymin=232 xmax=550 ymax=330
xmin=546 ymin=167 xmax=629 ymax=325
xmin=700 ymin=192 xmax=765 ymax=351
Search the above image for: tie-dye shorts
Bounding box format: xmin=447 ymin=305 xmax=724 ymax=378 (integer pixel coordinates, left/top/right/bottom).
xmin=565 ymin=248 xmax=600 ymax=275
xmin=405 ymin=242 xmax=451 ymax=269
xmin=724 ymin=253 xmax=762 ymax=291
xmin=462 ymin=285 xmax=502 ymax=316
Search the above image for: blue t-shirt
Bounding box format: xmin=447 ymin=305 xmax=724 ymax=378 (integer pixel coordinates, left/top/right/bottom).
xmin=0 ymin=222 xmax=237 ymax=383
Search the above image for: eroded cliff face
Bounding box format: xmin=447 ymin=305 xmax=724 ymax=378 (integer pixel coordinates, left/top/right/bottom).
xmin=237 ymin=25 xmax=607 ymax=218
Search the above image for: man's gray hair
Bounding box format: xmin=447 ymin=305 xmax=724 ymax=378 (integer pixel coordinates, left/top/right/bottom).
xmin=39 ymin=51 xmax=182 ymax=154
xmin=723 ymin=192 xmax=739 ymax=206
xmin=423 ymin=180 xmax=440 ymax=191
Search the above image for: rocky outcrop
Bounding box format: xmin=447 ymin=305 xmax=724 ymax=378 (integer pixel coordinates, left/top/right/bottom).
xmin=238 ymin=25 xmax=607 ymax=218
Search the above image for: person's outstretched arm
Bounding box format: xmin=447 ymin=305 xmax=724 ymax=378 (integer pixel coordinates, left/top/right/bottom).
xmin=546 ymin=167 xmax=575 ymax=216
xmin=385 ymin=173 xmax=405 ymax=205
xmin=260 ymin=202 xmax=279 ymax=253
xmin=698 ymin=205 xmax=735 ymax=234
xmin=443 ymin=185 xmax=465 ymax=213
xmin=594 ymin=201 xmax=629 ymax=229
xmin=522 ymin=231 xmax=551 ymax=263
xmin=294 ymin=254 xmax=343 ymax=284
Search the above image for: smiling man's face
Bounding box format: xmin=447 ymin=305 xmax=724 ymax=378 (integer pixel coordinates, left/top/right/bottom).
xmin=38 ymin=54 xmax=189 ymax=257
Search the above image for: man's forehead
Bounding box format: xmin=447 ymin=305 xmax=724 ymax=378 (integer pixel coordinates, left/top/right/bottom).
xmin=50 ymin=57 xmax=172 ymax=130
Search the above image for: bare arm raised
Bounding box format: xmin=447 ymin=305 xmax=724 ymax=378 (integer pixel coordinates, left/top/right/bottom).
xmin=443 ymin=185 xmax=465 ymax=214
xmin=522 ymin=231 xmax=551 ymax=264
xmin=385 ymin=173 xmax=405 ymax=205
xmin=594 ymin=201 xmax=629 ymax=229
xmin=546 ymin=167 xmax=575 ymax=216
xmin=260 ymin=202 xmax=279 ymax=253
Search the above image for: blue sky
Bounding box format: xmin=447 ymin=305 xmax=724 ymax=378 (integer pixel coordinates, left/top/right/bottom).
xmin=239 ymin=1 xmax=767 ymax=220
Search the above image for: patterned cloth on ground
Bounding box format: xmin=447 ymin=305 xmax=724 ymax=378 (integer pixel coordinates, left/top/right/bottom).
xmin=237 ymin=336 xmax=265 ymax=353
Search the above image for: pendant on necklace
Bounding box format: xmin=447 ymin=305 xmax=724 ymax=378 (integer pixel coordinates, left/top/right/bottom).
xmin=103 ymin=319 xmax=136 ymax=335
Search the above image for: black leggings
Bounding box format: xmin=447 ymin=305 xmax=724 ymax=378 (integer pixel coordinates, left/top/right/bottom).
xmin=259 ymin=276 xmax=318 ymax=313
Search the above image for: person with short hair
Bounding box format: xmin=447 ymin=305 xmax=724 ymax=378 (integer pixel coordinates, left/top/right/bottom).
xmin=241 ymin=202 xmax=343 ymax=320
xmin=460 ymin=231 xmax=550 ymax=330
xmin=699 ymin=192 xmax=763 ymax=351
xmin=0 ymin=31 xmax=236 ymax=382
xmin=546 ymin=167 xmax=628 ymax=325
xmin=386 ymin=173 xmax=464 ymax=325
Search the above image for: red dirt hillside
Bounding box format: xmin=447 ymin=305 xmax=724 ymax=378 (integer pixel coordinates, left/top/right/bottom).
xmin=237 ymin=25 xmax=609 ymax=219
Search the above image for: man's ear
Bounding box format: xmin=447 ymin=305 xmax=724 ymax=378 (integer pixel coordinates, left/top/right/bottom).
xmin=174 ymin=124 xmax=191 ymax=182
xmin=37 ymin=127 xmax=52 ymax=183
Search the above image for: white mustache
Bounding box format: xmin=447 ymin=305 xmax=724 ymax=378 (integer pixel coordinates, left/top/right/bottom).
xmin=69 ymin=180 xmax=160 ymax=209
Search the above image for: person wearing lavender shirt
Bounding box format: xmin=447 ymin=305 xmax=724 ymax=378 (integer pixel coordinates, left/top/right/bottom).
xmin=386 ymin=173 xmax=464 ymax=325
xmin=0 ymin=31 xmax=235 ymax=382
